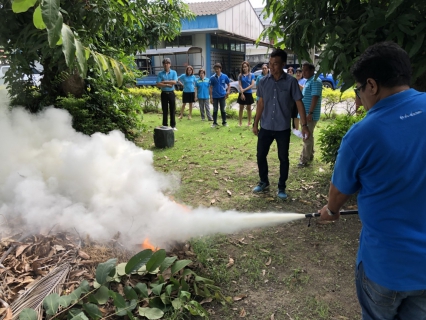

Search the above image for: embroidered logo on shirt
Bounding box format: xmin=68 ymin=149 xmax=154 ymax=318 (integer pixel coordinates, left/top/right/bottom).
xmin=400 ymin=110 xmax=422 ymax=120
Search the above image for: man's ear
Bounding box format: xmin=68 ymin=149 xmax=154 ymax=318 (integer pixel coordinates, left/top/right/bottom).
xmin=367 ymin=78 xmax=379 ymax=94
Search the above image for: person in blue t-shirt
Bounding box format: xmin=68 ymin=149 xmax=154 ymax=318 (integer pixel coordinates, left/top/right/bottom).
xmin=194 ymin=68 xmax=213 ymax=121
xmin=156 ymin=58 xmax=178 ymax=131
xmin=255 ymin=64 xmax=269 ymax=103
xmin=319 ymin=41 xmax=426 ymax=320
xmin=209 ymin=63 xmax=230 ymax=128
xmin=178 ymin=66 xmax=196 ymax=120
xmin=237 ymin=61 xmax=255 ymax=127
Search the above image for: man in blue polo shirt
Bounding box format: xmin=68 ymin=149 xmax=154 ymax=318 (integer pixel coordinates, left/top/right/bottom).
xmin=319 ymin=42 xmax=426 ymax=319
xmin=298 ymin=62 xmax=322 ymax=167
xmin=209 ymin=63 xmax=230 ymax=128
xmin=156 ymin=58 xmax=178 ymax=131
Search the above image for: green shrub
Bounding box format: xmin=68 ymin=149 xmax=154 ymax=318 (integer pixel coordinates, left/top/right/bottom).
xmin=322 ymin=88 xmax=356 ymax=119
xmin=318 ymin=108 xmax=366 ymax=168
xmin=127 ymin=87 xmax=183 ymax=113
xmin=57 ymin=83 xmax=145 ymax=141
xmin=22 ymin=249 xmax=222 ymax=319
xmin=225 ymin=92 xmax=258 ymax=119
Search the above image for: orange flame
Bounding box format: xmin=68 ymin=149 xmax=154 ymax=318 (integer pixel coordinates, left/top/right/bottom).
xmin=140 ymin=199 xmax=190 ymax=251
xmin=142 ymin=238 xmax=158 ymax=251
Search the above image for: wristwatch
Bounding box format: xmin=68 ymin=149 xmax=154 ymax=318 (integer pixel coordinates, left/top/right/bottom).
xmin=302 ymin=123 xmax=308 ymax=127
xmin=326 ymin=207 xmax=338 ymax=216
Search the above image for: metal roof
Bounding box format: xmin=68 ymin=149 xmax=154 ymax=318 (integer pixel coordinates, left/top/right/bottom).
xmin=136 ymin=47 xmax=202 ymax=56
xmin=188 ymin=0 xmax=245 ymax=16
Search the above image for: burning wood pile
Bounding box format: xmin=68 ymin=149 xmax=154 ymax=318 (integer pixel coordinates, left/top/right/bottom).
xmin=0 ymin=232 xmax=204 ymax=319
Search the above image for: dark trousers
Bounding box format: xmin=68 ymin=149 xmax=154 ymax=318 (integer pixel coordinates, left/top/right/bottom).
xmin=212 ymin=97 xmax=227 ymax=125
xmin=256 ymin=128 xmax=291 ymax=190
xmin=161 ymin=91 xmax=176 ymax=128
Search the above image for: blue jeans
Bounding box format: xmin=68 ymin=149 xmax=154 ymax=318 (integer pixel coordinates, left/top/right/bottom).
xmin=212 ymin=97 xmax=227 ymax=125
xmin=256 ymin=128 xmax=291 ymax=191
xmin=356 ymin=262 xmax=426 ymax=320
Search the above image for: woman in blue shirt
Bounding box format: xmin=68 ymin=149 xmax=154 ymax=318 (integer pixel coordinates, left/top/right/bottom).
xmin=255 ymin=64 xmax=269 ymax=101
xmin=237 ymin=61 xmax=255 ymax=126
xmin=178 ymin=66 xmax=196 ymax=120
xmin=195 ymin=68 xmax=213 ymax=121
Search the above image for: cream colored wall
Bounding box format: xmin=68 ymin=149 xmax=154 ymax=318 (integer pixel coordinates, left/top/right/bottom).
xmin=217 ymin=1 xmax=263 ymax=42
xmin=192 ymin=33 xmax=206 ymax=71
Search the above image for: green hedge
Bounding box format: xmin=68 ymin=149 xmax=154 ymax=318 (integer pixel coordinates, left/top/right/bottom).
xmin=318 ymin=108 xmax=366 ymax=168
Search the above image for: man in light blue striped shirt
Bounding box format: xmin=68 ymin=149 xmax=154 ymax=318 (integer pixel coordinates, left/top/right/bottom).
xmin=298 ymin=62 xmax=322 ymax=167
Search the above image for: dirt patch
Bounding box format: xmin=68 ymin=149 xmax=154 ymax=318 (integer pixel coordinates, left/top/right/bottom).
xmin=195 ymin=216 xmax=362 ymax=320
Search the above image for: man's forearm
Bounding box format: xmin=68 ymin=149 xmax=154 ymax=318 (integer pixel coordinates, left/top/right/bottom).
xmin=162 ymin=80 xmax=176 ymax=85
xmin=309 ymin=96 xmax=319 ymax=114
xmin=327 ymin=182 xmax=351 ymax=213
xmin=296 ymin=100 xmax=307 ymax=124
xmin=254 ymin=100 xmax=264 ymax=126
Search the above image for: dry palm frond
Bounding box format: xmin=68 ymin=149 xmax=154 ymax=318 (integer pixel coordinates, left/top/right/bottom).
xmin=6 ymin=263 xmax=70 ymax=320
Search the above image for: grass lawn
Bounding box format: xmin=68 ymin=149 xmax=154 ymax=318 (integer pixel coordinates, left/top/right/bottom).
xmin=137 ymin=109 xmax=361 ymax=320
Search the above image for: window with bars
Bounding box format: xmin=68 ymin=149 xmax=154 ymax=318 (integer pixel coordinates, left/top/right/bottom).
xmin=165 ymin=36 xmax=193 ymax=47
xmin=211 ymin=35 xmax=246 ymax=52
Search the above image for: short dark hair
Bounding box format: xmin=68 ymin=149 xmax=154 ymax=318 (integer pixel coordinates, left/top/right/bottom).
xmin=270 ymin=49 xmax=287 ymax=63
xmin=198 ymin=68 xmax=205 ymax=76
xmin=351 ymin=41 xmax=411 ymax=88
xmin=302 ymin=62 xmax=315 ymax=71
xmin=213 ymin=62 xmax=222 ymax=69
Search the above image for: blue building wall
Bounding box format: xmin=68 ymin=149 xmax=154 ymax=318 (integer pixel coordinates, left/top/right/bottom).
xmin=181 ymin=15 xmax=218 ymax=30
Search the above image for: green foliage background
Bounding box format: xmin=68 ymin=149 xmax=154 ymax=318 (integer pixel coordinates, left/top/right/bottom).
xmin=0 ymin=0 xmax=193 ymax=141
xmin=318 ymin=108 xmax=366 ymax=168
xmin=262 ymin=0 xmax=426 ymax=91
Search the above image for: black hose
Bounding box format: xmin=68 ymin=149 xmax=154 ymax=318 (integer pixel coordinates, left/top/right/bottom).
xmin=305 ymin=210 xmax=358 ymax=218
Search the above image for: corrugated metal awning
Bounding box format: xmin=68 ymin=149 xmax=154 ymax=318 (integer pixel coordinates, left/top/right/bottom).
xmin=136 ymin=47 xmax=202 ymax=57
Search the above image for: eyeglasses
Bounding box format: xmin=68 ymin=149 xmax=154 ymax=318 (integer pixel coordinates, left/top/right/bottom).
xmin=354 ymin=83 xmax=366 ymax=99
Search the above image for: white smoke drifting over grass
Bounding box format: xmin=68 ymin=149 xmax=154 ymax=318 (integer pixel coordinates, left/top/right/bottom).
xmin=0 ymin=106 xmax=304 ymax=248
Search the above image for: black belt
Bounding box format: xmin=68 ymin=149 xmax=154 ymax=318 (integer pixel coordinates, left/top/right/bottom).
xmin=162 ymin=91 xmax=175 ymax=94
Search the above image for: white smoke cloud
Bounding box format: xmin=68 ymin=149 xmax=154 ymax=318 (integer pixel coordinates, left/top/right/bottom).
xmin=0 ymin=106 xmax=304 ymax=248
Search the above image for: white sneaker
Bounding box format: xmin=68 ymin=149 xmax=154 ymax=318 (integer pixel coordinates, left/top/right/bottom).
xmin=211 ymin=123 xmax=218 ymax=128
xmin=172 ymin=127 xmax=178 ymax=131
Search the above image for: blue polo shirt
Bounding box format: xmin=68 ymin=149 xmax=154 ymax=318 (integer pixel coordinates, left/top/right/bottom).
xmin=257 ymin=73 xmax=302 ymax=131
xmin=178 ymin=74 xmax=196 ymax=93
xmin=301 ymin=75 xmax=322 ymax=121
xmin=195 ymin=78 xmax=210 ymax=99
xmin=332 ymin=89 xmax=426 ymax=291
xmin=157 ymin=69 xmax=178 ymax=92
xmin=209 ymin=73 xmax=230 ymax=98
xmin=239 ymin=73 xmax=255 ymax=93
xmin=255 ymin=74 xmax=266 ymax=101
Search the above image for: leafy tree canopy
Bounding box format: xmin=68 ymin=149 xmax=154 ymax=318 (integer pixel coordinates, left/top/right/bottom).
xmin=262 ymin=0 xmax=426 ymax=91
xmin=0 ymin=0 xmax=193 ymax=96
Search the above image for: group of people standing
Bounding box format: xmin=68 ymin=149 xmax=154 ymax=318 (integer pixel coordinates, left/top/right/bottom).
xmin=156 ymin=59 xmax=230 ymax=129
